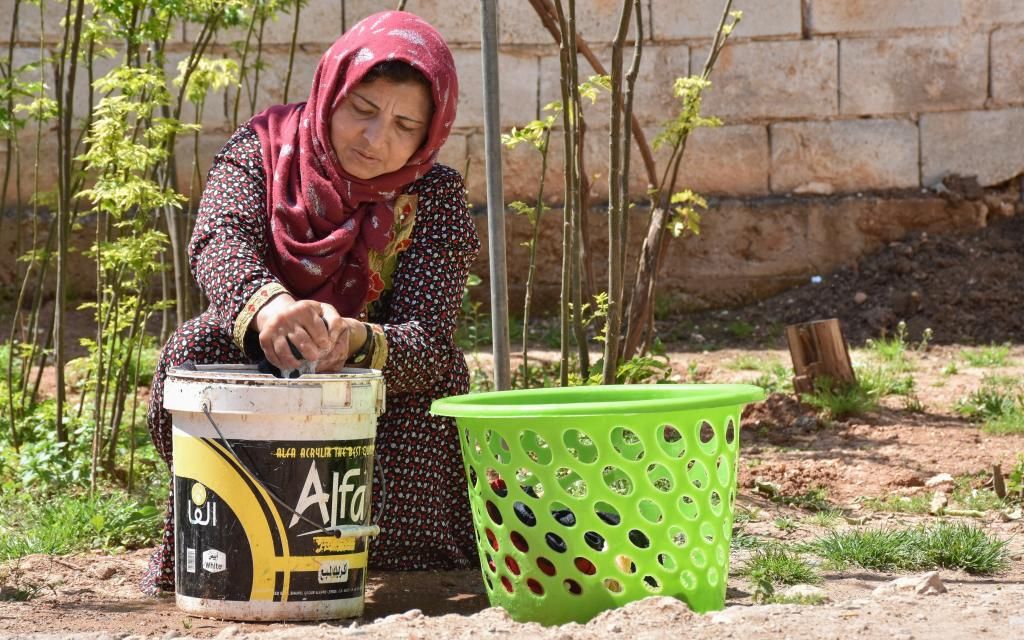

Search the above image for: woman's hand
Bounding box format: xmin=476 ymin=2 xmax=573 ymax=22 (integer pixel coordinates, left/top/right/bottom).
xmin=254 ymin=294 xmax=344 ymax=370
xmin=316 ymin=318 xmax=368 ymax=373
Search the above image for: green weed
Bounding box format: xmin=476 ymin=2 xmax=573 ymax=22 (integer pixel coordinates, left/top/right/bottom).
xmin=774 ymin=516 xmax=797 ymax=532
xmin=731 ymin=532 xmax=767 ymax=550
xmin=0 ymin=490 xmax=162 ymax=561
xmin=982 ymin=413 xmax=1024 ymax=435
xmin=737 ymin=546 xmax=821 ymax=602
xmin=956 ymin=376 xmax=1024 ymax=435
xmin=961 ymin=343 xmax=1012 ymax=368
xmin=727 ymin=354 xmax=769 ymax=371
xmin=766 ymin=592 xmax=827 ymax=605
xmin=805 ymin=523 xmax=1009 ymax=574
xmin=803 ymin=377 xmax=878 ymax=420
xmin=1007 ymin=455 xmax=1024 ymax=499
xmin=806 ymin=509 xmax=844 ymax=529
xmin=862 ymin=494 xmax=931 ymax=514
xmin=864 ymin=321 xmax=932 ymax=373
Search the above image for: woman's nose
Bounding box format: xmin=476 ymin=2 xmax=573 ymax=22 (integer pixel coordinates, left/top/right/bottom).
xmin=363 ymin=117 xmax=387 ymax=148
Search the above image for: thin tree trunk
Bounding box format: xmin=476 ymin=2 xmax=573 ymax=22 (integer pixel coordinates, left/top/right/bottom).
xmin=106 ymin=298 xmax=144 ymax=470
xmin=231 ymin=7 xmax=258 ymax=131
xmin=565 ymin=1 xmax=588 ymax=380
xmin=54 ymin=0 xmax=87 ymax=443
xmin=622 ymin=0 xmax=735 ymax=357
xmin=526 ymin=0 xmax=657 ymax=188
xmin=521 ymin=128 xmax=552 ymax=389
xmin=282 ymin=0 xmax=303 ymax=103
xmin=603 ymin=0 xmax=633 ymax=384
xmin=553 ymin=0 xmax=573 ymax=386
xmin=2 ymin=0 xmax=23 ymax=449
xmin=90 ymin=207 xmax=105 ymax=492
xmin=126 ymin=310 xmax=147 ymax=494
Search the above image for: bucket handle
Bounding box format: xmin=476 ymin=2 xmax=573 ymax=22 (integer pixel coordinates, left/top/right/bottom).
xmin=200 ymin=403 xmax=387 ymax=538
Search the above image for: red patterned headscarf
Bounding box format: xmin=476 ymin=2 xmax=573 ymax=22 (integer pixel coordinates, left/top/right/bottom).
xmin=249 ymin=11 xmax=458 ymax=317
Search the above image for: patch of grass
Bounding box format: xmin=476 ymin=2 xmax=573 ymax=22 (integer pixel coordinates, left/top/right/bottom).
xmin=806 ymin=509 xmax=844 ymax=529
xmin=862 ymin=493 xmax=931 ymax=514
xmin=951 ymin=475 xmax=1006 ymax=512
xmin=766 ymin=592 xmax=827 ymax=606
xmin=956 ymin=375 xmax=1024 ymax=435
xmin=805 ymin=523 xmax=1009 ymax=574
xmin=0 ymin=490 xmax=161 ymax=562
xmin=727 ymin=354 xmax=769 ymax=371
xmin=982 ymin=412 xmax=1024 ymax=435
xmin=737 ymin=546 xmax=821 ymax=602
xmin=961 ymin=343 xmax=1012 ymax=368
xmin=774 ymin=516 xmax=797 ymax=532
xmin=942 ymin=361 xmax=959 ymax=376
xmin=732 ymin=532 xmax=767 ymax=550
xmin=752 ymin=363 xmax=793 ymax=394
xmin=803 ymin=376 xmax=879 ymax=420
xmin=1008 ymin=454 xmax=1024 ymax=499
xmin=864 ymin=321 xmax=932 ymax=373
xmin=859 ymin=365 xmax=916 ymax=398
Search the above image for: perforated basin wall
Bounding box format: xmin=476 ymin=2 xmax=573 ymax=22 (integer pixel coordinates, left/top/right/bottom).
xmin=431 ymin=384 xmax=764 ymax=626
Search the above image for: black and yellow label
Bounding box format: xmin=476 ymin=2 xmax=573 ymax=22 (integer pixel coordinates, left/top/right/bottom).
xmin=174 ymin=435 xmax=375 ymax=602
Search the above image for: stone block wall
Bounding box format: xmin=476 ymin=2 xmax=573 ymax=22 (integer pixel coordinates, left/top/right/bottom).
xmin=2 ymin=1 xmax=1024 ymax=310
xmin=3 ymin=0 xmax=1023 ymax=202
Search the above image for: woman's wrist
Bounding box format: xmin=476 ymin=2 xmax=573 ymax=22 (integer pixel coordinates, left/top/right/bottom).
xmin=346 ymin=321 xmax=374 ymax=365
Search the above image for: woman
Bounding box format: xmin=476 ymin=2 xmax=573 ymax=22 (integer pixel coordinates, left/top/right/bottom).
xmin=142 ymin=11 xmax=478 ymax=594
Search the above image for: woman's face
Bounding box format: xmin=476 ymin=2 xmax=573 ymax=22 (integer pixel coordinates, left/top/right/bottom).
xmin=330 ymin=77 xmax=433 ymax=180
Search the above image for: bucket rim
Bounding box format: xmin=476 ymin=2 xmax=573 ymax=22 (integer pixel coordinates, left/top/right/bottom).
xmin=430 ymin=383 xmax=765 ymax=418
xmin=166 ymin=363 xmax=382 ymax=385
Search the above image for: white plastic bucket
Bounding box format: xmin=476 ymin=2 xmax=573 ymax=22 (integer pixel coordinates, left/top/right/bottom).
xmin=164 ymin=364 xmax=385 ymax=621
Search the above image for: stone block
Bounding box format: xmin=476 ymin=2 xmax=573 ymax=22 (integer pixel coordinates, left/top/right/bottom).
xmin=631 ymin=44 xmax=691 ymax=126
xmin=651 ymin=0 xmax=801 ymax=40
xmin=962 ymin=0 xmax=1024 ymax=25
xmin=678 ymin=124 xmax=770 ymax=195
xmin=920 ymin=108 xmax=1024 ymax=187
xmin=259 ymin=1 xmax=344 ymax=45
xmin=992 ymin=25 xmax=1024 ymax=105
xmin=694 ymin=40 xmax=838 ymax=121
xmin=453 ymin=48 xmax=539 ymax=129
xmin=809 ymin=0 xmax=961 ymax=34
xmin=839 ymin=33 xmax=987 ymax=115
xmin=7 ymin=127 xmax=60 ymax=200
xmin=770 ymin=119 xmax=919 ymax=194
xmin=572 ymin=0 xmax=638 ymax=43
xmin=538 ymin=44 xmax=689 ymax=129
xmin=465 ymin=128 xmax=565 ymax=207
xmin=539 ymin=48 xmax=612 ymax=129
xmin=369 ymin=1 xmax=552 ymax=46
xmin=436 ymin=131 xmax=468 ymax=178
xmin=0 ymin=0 xmax=66 ymax=44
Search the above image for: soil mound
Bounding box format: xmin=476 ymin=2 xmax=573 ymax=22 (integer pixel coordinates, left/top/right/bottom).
xmin=676 ymin=206 xmax=1024 ymax=346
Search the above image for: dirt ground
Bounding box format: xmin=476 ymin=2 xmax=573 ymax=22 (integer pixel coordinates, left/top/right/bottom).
xmin=2 ymin=344 xmax=1024 ymax=639
xmin=3 ymin=202 xmax=1024 ymax=638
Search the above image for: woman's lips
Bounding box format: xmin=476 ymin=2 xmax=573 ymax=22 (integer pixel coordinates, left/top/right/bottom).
xmin=353 ymin=148 xmax=377 ymax=162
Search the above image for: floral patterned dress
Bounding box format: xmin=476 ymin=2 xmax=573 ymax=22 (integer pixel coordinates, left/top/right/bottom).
xmin=141 ymin=125 xmax=480 ymax=594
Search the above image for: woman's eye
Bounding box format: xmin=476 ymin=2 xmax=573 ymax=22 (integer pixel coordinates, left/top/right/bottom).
xmin=354 ymin=106 xmax=372 ymax=115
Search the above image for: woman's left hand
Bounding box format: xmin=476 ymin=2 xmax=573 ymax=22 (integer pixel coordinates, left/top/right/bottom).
xmin=315 ymin=318 xmax=368 ymax=373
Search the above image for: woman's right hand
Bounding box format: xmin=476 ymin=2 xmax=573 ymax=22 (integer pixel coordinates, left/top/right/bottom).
xmin=253 ymin=294 xmax=345 ymax=370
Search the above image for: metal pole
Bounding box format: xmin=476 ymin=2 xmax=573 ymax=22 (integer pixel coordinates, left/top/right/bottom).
xmin=480 ymin=0 xmax=511 ymax=390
